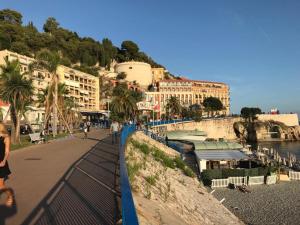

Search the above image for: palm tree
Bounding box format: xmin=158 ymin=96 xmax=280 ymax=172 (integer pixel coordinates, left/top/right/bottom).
xmin=110 ymin=84 xmax=138 ymax=121
xmin=31 ymin=49 xmax=60 ymax=136
xmin=0 ymin=59 xmax=34 ymax=143
xmin=166 ymin=96 xmax=181 ymax=119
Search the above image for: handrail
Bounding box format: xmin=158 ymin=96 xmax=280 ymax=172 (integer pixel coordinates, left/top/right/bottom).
xmin=119 ymin=125 xmax=139 ymax=225
xmin=147 ymin=118 xmax=192 ymax=127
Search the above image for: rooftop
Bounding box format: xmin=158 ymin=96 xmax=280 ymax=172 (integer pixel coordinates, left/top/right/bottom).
xmin=195 ymin=150 xmax=249 ymax=161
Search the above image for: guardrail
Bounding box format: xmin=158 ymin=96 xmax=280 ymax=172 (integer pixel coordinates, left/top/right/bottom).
xmin=120 ymin=125 xmax=139 ymax=225
xmin=148 ymin=118 xmax=192 ymax=127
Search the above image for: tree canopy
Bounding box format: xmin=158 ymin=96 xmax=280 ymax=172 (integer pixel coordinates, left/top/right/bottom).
xmin=241 ymin=107 xmax=262 ymax=122
xmin=203 ymin=97 xmax=224 ymax=116
xmin=0 ymin=9 xmax=163 ymax=75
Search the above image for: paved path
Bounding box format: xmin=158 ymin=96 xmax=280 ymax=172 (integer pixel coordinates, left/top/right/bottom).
xmin=1 ymin=129 xmax=121 ymax=225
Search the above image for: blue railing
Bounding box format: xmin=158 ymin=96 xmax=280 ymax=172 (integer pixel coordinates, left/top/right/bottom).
xmin=119 ymin=125 xmax=139 ymax=225
xmin=143 ymin=129 xmax=185 ymax=155
xmin=147 ymin=118 xmax=192 ymax=127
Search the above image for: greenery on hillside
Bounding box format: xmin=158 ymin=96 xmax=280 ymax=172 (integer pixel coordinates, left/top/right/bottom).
xmin=0 ymin=9 xmax=163 ymax=76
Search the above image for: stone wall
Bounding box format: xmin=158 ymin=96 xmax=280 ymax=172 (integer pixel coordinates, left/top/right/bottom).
xmin=161 ymin=117 xmax=241 ymax=140
xmin=257 ymin=114 xmax=299 ymax=126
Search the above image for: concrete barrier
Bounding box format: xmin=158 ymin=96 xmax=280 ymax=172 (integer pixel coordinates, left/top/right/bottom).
xmin=248 ymin=176 xmax=265 ymax=185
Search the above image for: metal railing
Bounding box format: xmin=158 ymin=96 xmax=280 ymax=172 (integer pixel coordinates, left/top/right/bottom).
xmin=119 ymin=125 xmax=139 ymax=225
xmin=148 ymin=118 xmax=192 ymax=127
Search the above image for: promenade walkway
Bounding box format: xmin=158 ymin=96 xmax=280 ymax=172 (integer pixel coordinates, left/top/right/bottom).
xmin=1 ymin=129 xmax=121 ymax=225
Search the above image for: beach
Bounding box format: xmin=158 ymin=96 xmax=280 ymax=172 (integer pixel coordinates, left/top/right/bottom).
xmin=212 ymin=181 xmax=300 ymax=225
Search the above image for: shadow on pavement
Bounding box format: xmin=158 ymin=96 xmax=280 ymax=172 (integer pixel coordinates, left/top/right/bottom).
xmin=0 ymin=188 xmax=17 ymax=225
xmin=21 ymin=136 xmax=121 ymax=225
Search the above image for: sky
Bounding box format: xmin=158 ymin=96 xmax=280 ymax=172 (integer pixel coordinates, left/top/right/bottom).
xmin=1 ymin=0 xmax=300 ymax=115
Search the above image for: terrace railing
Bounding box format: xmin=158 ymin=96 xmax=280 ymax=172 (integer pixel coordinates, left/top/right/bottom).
xmin=120 ymin=125 xmax=139 ymax=225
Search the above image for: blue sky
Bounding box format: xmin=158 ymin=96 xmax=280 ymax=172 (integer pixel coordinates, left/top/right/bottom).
xmin=1 ymin=0 xmax=300 ymax=114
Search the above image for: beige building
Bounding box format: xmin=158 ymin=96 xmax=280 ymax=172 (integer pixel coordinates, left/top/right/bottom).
xmin=144 ymin=79 xmax=230 ymax=116
xmin=0 ymin=50 xmax=100 ymax=123
xmin=151 ymin=67 xmax=166 ymax=82
xmin=57 ymin=65 xmax=100 ymax=112
xmin=115 ymin=61 xmax=153 ymax=87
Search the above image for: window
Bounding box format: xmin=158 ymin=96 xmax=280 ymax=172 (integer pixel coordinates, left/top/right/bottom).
xmin=129 ymin=67 xmax=133 ymax=69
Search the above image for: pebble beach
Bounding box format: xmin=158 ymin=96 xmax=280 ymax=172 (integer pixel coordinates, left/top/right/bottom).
xmin=212 ymin=181 xmax=300 ymax=225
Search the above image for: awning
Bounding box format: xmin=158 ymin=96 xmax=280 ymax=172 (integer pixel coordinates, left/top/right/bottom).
xmin=195 ymin=150 xmax=249 ymax=161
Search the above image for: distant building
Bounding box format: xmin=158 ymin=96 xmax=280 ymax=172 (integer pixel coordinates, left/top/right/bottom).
xmin=114 ymin=61 xmax=153 ymax=87
xmin=151 ymin=67 xmax=166 ymax=82
xmin=0 ymin=50 xmax=100 ymax=123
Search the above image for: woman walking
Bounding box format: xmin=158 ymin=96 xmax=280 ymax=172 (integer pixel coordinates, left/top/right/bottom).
xmin=0 ymin=123 xmax=13 ymax=207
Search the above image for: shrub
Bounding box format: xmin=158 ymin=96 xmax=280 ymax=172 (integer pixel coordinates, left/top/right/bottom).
xmin=183 ymin=167 xmax=195 ymax=178
xmin=127 ymin=162 xmax=142 ymax=183
xmin=145 ymin=175 xmax=157 ymax=186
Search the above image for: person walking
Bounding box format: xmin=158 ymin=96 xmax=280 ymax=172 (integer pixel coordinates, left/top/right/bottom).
xmin=110 ymin=120 xmax=119 ymax=144
xmin=87 ymin=120 xmax=91 ymax=132
xmin=83 ymin=122 xmax=88 ymax=139
xmin=0 ymin=123 xmax=13 ymax=207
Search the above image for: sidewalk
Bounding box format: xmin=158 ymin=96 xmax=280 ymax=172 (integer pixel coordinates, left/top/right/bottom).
xmin=1 ymin=129 xmax=120 ymax=225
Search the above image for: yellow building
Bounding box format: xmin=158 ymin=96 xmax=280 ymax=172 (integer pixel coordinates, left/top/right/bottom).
xmin=144 ymin=78 xmax=230 ymax=116
xmin=151 ymin=67 xmax=166 ymax=82
xmin=0 ymin=50 xmax=100 ymax=123
xmin=57 ymin=65 xmax=100 ymax=112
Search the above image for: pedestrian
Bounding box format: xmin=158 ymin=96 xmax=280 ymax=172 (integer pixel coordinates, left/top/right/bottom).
xmin=83 ymin=122 xmax=88 ymax=139
xmin=87 ymin=120 xmax=91 ymax=132
xmin=110 ymin=120 xmax=119 ymax=144
xmin=0 ymin=123 xmax=13 ymax=207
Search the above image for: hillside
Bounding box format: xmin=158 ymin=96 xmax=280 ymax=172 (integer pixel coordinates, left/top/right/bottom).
xmin=126 ymin=132 xmax=244 ymax=225
xmin=0 ymin=9 xmax=163 ymax=76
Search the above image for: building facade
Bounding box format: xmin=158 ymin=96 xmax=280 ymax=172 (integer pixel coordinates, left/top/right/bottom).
xmin=143 ymin=79 xmax=230 ymax=116
xmin=0 ymin=50 xmax=100 ymax=123
xmin=151 ymin=67 xmax=166 ymax=82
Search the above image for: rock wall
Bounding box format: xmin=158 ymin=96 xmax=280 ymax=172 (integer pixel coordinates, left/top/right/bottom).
xmin=162 ymin=117 xmax=241 ymax=140
xmin=257 ymin=114 xmax=299 ymax=126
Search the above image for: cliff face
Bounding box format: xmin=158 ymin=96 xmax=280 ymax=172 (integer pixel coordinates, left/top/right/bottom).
xmin=126 ymin=132 xmax=243 ymax=225
xmin=233 ymin=120 xmax=300 ymax=142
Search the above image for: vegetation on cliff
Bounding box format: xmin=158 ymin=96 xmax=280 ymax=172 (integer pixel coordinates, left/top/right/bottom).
xmin=126 ymin=132 xmax=243 ymax=225
xmin=0 ymin=9 xmax=163 ymax=75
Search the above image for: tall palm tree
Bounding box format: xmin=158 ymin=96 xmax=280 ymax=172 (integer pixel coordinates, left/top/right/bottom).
xmin=31 ymin=49 xmax=60 ymax=137
xmin=166 ymin=96 xmax=182 ymax=119
xmin=0 ymin=59 xmax=34 ymax=143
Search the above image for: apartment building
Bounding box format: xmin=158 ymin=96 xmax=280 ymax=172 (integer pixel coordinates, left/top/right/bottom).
xmin=57 ymin=65 xmax=100 ymax=112
xmin=0 ymin=50 xmax=100 ymax=123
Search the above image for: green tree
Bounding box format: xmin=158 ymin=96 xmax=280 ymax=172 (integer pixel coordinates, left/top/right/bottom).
xmin=121 ymin=40 xmax=139 ymax=60
xmin=116 ymin=72 xmax=127 ymax=80
xmin=110 ymin=84 xmax=139 ymax=121
xmin=0 ymin=59 xmax=34 ymax=143
xmin=0 ymin=9 xmax=23 ymax=25
xmin=43 ymin=17 xmax=59 ymax=33
xmin=203 ymin=97 xmax=223 ymax=117
xmin=241 ymin=107 xmax=262 ymax=122
xmin=166 ymin=96 xmax=182 ymax=119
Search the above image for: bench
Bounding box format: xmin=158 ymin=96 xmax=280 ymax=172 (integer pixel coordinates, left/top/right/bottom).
xmin=29 ymin=133 xmax=45 ymax=144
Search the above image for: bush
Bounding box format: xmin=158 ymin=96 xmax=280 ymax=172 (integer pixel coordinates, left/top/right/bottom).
xmin=145 ymin=175 xmax=157 ymax=186
xmin=127 ymin=162 xmax=142 ymax=183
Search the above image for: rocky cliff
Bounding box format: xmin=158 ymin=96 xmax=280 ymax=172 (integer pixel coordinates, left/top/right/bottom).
xmin=126 ymin=132 xmax=243 ymax=225
xmin=233 ymin=120 xmax=300 ymax=142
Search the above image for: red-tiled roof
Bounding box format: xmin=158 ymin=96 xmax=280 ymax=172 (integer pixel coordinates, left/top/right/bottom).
xmin=159 ymin=79 xmax=227 ymax=85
